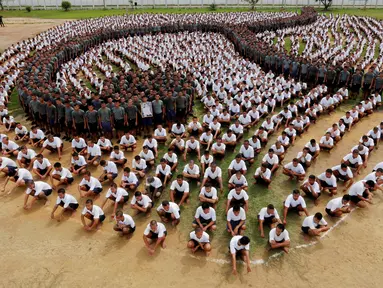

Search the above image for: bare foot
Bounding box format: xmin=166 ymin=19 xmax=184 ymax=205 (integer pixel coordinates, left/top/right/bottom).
xmin=161 ymin=242 xmax=166 ymax=249
xmin=283 ymin=247 xmax=289 ymax=254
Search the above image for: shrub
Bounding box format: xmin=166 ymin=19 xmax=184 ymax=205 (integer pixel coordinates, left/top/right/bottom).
xmin=25 ymin=6 xmax=32 ymax=12
xmin=61 ymin=1 xmax=72 ymax=11
xmin=209 ymin=2 xmax=217 ymax=11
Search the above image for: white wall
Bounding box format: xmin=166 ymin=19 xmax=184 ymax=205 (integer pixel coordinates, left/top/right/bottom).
xmin=3 ymin=0 xmax=383 ymax=9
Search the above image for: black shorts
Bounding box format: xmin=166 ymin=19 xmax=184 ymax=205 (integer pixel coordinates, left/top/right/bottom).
xmin=59 ymin=202 xmax=79 ymax=210
xmin=350 ymin=191 xmax=368 ymax=204
xmin=43 ymin=189 xmax=52 ymax=197
xmin=67 ymin=177 xmax=74 ymax=184
xmin=164 ymin=210 xmax=180 ymax=220
xmin=128 ymin=119 xmax=136 ymax=129
xmin=75 ymin=147 xmax=85 ymax=153
xmin=301 ymin=226 xmax=310 ymax=234
xmin=115 ymin=119 xmax=125 ymax=131
xmin=83 ymin=184 xmax=103 ymax=194
xmin=227 ymin=220 xmax=244 ymax=232
xmin=88 ymin=155 xmax=101 ymax=162
xmin=88 ymin=122 xmax=98 ymax=133
xmin=98 ymin=214 xmax=106 ymax=223
xmin=148 ymin=230 xmax=167 ymax=239
xmin=37 ymin=168 xmax=48 ymax=175
xmin=75 ymin=122 xmax=85 ymax=134
xmin=259 ymin=215 xmax=275 ymax=225
xmin=320 ymin=180 xmax=333 ymax=188
xmin=325 ymin=208 xmax=335 ymax=217
xmin=192 ymin=217 xmax=213 ymax=226
xmin=7 ymin=165 xmax=17 ymax=177
xmin=142 ymin=117 xmax=153 ymax=126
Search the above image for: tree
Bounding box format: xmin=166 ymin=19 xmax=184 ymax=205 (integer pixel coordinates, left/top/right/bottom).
xmin=0 ymin=0 xmax=3 ymax=11
xmin=315 ymin=0 xmax=332 ymax=10
xmin=61 ymin=1 xmax=72 ymax=11
xmin=242 ymin=0 xmax=259 ymax=10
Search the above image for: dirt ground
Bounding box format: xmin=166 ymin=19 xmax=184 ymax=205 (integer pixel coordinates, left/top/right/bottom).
xmin=1 ymin=19 xmax=383 ymax=288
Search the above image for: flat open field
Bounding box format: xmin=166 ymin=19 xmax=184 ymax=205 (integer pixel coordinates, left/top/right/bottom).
xmin=1 ymin=11 xmax=383 ymax=288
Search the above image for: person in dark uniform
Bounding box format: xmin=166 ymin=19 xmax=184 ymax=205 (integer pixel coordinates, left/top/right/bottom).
xmin=338 ymin=66 xmax=350 ymax=89
xmin=325 ymin=66 xmax=337 ymax=93
xmin=300 ymin=60 xmax=309 ymax=82
xmin=350 ymin=69 xmax=362 ymax=99
xmin=362 ymin=67 xmax=375 ymax=99
xmin=317 ymin=64 xmax=326 ymax=85
xmin=371 ymin=71 xmax=383 ymax=94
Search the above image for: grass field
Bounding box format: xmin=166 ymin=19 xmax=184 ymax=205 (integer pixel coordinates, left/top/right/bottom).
xmin=1 ymin=7 xmax=383 ymax=19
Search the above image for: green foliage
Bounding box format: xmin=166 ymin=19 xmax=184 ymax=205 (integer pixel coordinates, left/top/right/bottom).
xmin=209 ymin=2 xmax=217 ymax=11
xmin=61 ymin=1 xmax=72 ymax=11
xmin=315 ymin=0 xmax=333 ymax=11
xmin=25 ymin=6 xmax=32 ymax=12
xmin=243 ymin=0 xmax=259 ymax=10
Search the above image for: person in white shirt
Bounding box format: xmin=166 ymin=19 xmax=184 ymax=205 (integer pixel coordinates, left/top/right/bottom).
xmin=169 ymin=135 xmax=185 ymax=154
xmin=29 ymin=126 xmax=45 ymax=148
xmin=211 ymin=137 xmax=226 ymax=159
xmin=332 ymin=163 xmax=354 ymax=191
xmin=99 ymin=160 xmax=118 ymax=183
xmin=32 ymin=154 xmax=52 ymax=180
xmin=192 ymin=202 xmax=217 ymax=231
xmin=325 ymin=195 xmax=351 ymax=217
xmin=364 ymin=168 xmax=383 ymax=191
xmin=114 ymin=210 xmax=136 ymax=236
xmin=14 ymin=123 xmax=29 ymax=142
xmin=297 ymin=147 xmax=312 ymax=169
xmin=170 ymin=175 xmax=190 ymax=206
xmin=70 ymin=152 xmax=87 ymax=176
xmin=163 ymin=148 xmax=178 ymax=172
xmin=254 ymin=163 xmax=272 ymax=187
xmin=146 ymin=176 xmax=163 ymax=199
xmin=262 ymin=149 xmax=279 ymax=174
xmin=120 ymin=167 xmax=139 ymax=191
xmin=81 ymin=199 xmax=105 ymax=231
xmin=155 ymin=158 xmax=172 ymax=186
xmin=16 ymin=145 xmax=36 ymax=170
xmin=109 ymin=145 xmax=127 ymax=167
xmin=50 ymin=162 xmax=74 ymax=189
xmin=239 ymin=140 xmax=255 ymax=165
xmin=153 ymin=125 xmax=167 ymax=143
xmin=201 ymin=162 xmax=223 ymax=193
xmin=85 ymin=140 xmax=101 ymax=167
xmin=300 ymin=174 xmax=321 ymax=205
xmin=182 ymin=160 xmax=201 ymax=185
xmin=139 ymin=146 xmax=155 ymax=167
xmin=171 ymin=122 xmax=186 ymax=138
xmin=318 ymin=169 xmax=338 ymax=196
xmin=254 ymin=126 xmax=268 ymax=145
xmin=229 ymin=235 xmax=251 ymax=275
xmin=71 ymin=135 xmax=87 ymax=155
xmin=348 ymin=180 xmax=375 ymax=208
xmin=130 ymin=191 xmax=153 ymax=214
xmin=227 ymin=204 xmax=247 ymax=236
xmin=319 ymin=132 xmax=334 ymax=151
xmin=258 ymin=204 xmax=281 ymax=238
xmin=157 ymin=200 xmax=180 ymax=226
xmin=187 ymin=227 xmax=212 ymax=255
xmin=0 ymin=156 xmax=17 ymax=177
xmin=283 ymin=158 xmax=306 ymax=181
xmin=51 ymin=188 xmax=79 ymax=221
xmin=359 ymin=135 xmax=375 ymax=153
xmin=100 ymin=182 xmax=129 ymax=217
xmin=228 ymin=154 xmax=247 ymax=177
xmin=183 ymin=136 xmax=201 ymax=161
xmin=132 ymin=155 xmax=148 ymax=178
xmin=23 ymin=180 xmax=52 ymax=210
xmin=305 ymin=139 xmax=320 ymax=159
xmin=1 ymin=137 xmax=20 ymax=157
xmin=97 ymin=136 xmax=113 ymax=154
xmin=222 ymin=129 xmax=237 ymax=149
xmin=78 ymin=171 xmax=103 ymax=198
xmin=187 ymin=116 xmax=203 ymax=136
xmin=143 ymin=135 xmax=158 ymax=158
xmin=209 ymin=117 xmax=221 ymax=139
xmin=199 ymin=183 xmax=218 ymax=208
xmin=40 ymin=135 xmax=63 ymax=160
xmin=2 ymin=167 xmax=33 ymax=193
xmin=120 ymin=131 xmax=137 ymax=151
xmin=342 ymin=150 xmax=363 ymax=175
xmin=229 ymin=170 xmax=248 ymax=190
xmin=301 ymin=212 xmax=329 ymax=236
xmin=226 ymin=186 xmax=249 ymax=213
xmin=269 ymin=224 xmax=290 ymax=253
xmin=283 ymin=189 xmax=309 ymax=225
xmin=143 ymin=220 xmax=167 ymax=256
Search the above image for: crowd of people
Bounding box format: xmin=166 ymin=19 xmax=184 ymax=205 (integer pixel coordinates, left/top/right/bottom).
xmin=0 ymin=7 xmax=382 ymax=275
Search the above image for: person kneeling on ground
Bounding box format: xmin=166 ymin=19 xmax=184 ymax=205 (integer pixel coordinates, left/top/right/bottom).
xmin=325 ymin=195 xmax=351 ymax=217
xmin=81 ymin=199 xmax=105 ymax=231
xmin=101 ymin=182 xmax=129 ymax=218
xmin=348 ymin=180 xmax=375 ymax=208
xmin=193 ymin=202 xmax=217 ymax=231
xmin=229 ymin=235 xmax=251 ymax=275
xmin=23 ymin=180 xmax=52 ymax=210
xmin=157 ymin=200 xmax=180 ymax=226
xmin=51 ymin=188 xmax=79 ymax=222
xmin=283 ymin=189 xmax=309 ymax=225
xmin=143 ymin=220 xmax=167 ymax=256
xmin=114 ymin=210 xmax=136 ymax=236
xmin=258 ymin=204 xmax=281 ymax=238
xmin=130 ymin=191 xmax=153 ymax=215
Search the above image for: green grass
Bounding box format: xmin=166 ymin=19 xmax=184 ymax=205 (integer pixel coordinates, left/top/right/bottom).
xmin=284 ymin=37 xmax=292 ymax=53
xmin=2 ymin=7 xmax=383 ymax=20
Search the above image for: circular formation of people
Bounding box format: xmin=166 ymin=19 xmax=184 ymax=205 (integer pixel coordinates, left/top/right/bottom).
xmin=0 ymin=7 xmax=382 ymax=275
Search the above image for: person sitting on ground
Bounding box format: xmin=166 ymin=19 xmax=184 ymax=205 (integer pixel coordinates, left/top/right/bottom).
xmin=0 ymin=157 xmax=17 ymax=178
xmin=199 ymin=183 xmax=218 ymax=209
xmin=199 ymin=129 xmax=213 ymax=151
xmin=81 ymin=199 xmax=105 ymax=231
xmin=325 ymin=195 xmax=351 ymax=217
xmin=170 ymin=174 xmax=190 ymax=206
xmin=183 ymin=136 xmax=201 ymax=161
xmin=271 ymin=141 xmax=285 ymax=162
xmin=200 ymin=150 xmax=214 ymax=174
xmin=269 ymin=223 xmax=290 ymax=253
xmin=163 ymin=148 xmax=178 ymax=172
xmin=341 ymin=149 xmax=363 ymax=175
xmin=326 ymin=124 xmax=341 ymax=143
xmin=187 ymin=117 xmax=203 ymax=136
xmin=120 ymin=167 xmax=139 ymax=191
xmin=319 ymin=132 xmax=334 ymax=152
xmin=145 ymin=176 xmax=163 ymax=199
xmin=70 ymin=152 xmax=87 ymax=176
xmin=300 ymin=174 xmax=321 ymax=205
xmin=156 ymin=200 xmax=180 ymax=226
xmin=248 ymin=135 xmax=262 ymax=154
xmin=50 ymin=162 xmax=74 ymax=190
xmin=143 ymin=135 xmax=158 ymax=158
xmin=258 ymin=204 xmax=281 ymax=238
xmin=262 ymin=149 xmax=279 ymax=174
xmin=114 ymin=210 xmax=136 ymax=236
xmin=143 ymin=220 xmax=167 ymax=256
xmin=14 ymin=123 xmax=29 ymax=142
xmin=227 ymin=204 xmax=246 ymax=236
xmin=226 ymin=186 xmax=249 ymax=213
xmin=222 ymin=129 xmax=237 ymax=149
xmin=301 ymin=212 xmax=329 ymax=236
xmin=364 ymin=168 xmax=383 ymax=192
xmin=1 ymin=137 xmax=20 ymax=157
xmin=359 ymin=135 xmax=375 ymax=153
xmin=239 ymin=140 xmax=255 ymax=166
xmin=318 ymin=169 xmax=338 ymax=196
xmin=40 ymin=135 xmax=63 ymax=159
xmin=99 ymin=160 xmax=118 ymax=183
xmin=201 ymin=162 xmax=223 ymax=193
xmin=78 ymin=171 xmax=103 ymax=199
xmin=139 ymin=145 xmax=155 ymax=167
xmin=182 ymin=160 xmax=201 ymax=185
xmin=51 ymin=188 xmax=79 ymax=221
xmin=101 ymin=182 xmax=129 ymax=218
xmin=32 ymin=154 xmax=52 ymax=180
xmin=97 ymin=136 xmax=113 ymax=154
xmin=305 ymin=138 xmax=320 ymax=159
xmin=23 ymin=180 xmax=52 ymax=210
xmin=110 ymin=145 xmax=127 ymax=167
xmin=229 ymin=170 xmax=248 ymax=190
xmin=187 ymin=227 xmax=212 ymax=255
xmin=85 ymin=140 xmax=101 ymax=167
xmin=171 ymin=122 xmax=186 ymax=138
xmin=29 ymin=126 xmax=45 ymax=148
xmin=132 ymin=155 xmax=147 ymax=178
xmin=71 ymin=135 xmax=87 ymax=155
xmin=283 ymin=189 xmax=309 ymax=225
xmin=155 ymin=158 xmax=172 ymax=186
xmin=16 ymin=146 xmax=36 ymax=170
xmin=229 ymin=235 xmax=251 ymax=275
xmin=130 ymin=191 xmax=153 ymax=215
xmin=254 ymin=163 xmax=272 ymax=187
xmin=153 ymin=125 xmax=167 ymax=143
xmin=193 ymin=202 xmax=217 ymax=231
xmin=297 ymin=147 xmax=312 ymax=169
xmin=283 ymin=158 xmax=306 ymax=181
xmin=120 ymin=131 xmax=137 ymax=151
xmin=332 ymin=163 xmax=354 ymax=191
xmin=1 ymin=167 xmax=33 ymax=194
xmin=228 ymin=154 xmax=247 ymax=177
xmin=348 ymin=180 xmax=375 ymax=208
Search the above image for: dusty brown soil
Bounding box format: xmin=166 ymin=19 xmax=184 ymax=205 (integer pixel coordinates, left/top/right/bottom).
xmin=0 ymin=20 xmax=383 ymax=288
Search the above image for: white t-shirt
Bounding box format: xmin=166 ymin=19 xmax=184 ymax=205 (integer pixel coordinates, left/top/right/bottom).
xmin=146 ymin=177 xmax=162 ymax=188
xmin=183 ymin=164 xmax=200 ymax=175
xmin=204 ymin=167 xmax=222 ymax=179
xmin=105 ymin=187 xmax=128 ymax=202
xmin=343 ymin=153 xmax=362 ymax=165
xmin=116 ymin=214 xmax=135 ymax=228
xmin=120 ymin=135 xmax=136 ymax=145
xmin=332 ymin=165 xmax=353 ymax=178
xmin=195 ymin=206 xmax=216 ymax=221
xmin=87 ymin=144 xmax=101 ymax=157
xmin=56 ymin=193 xmax=78 ymax=208
xmin=139 ymin=150 xmax=155 ymax=161
xmin=131 ymin=194 xmax=152 ymax=208
xmin=318 ymin=173 xmax=337 ymax=187
xmin=132 ymin=159 xmax=147 ymax=170
xmin=156 ymin=164 xmax=171 ymax=176
xmin=144 ymin=222 xmax=166 ymax=237
xmin=258 ymin=207 xmax=280 ymax=220
xmin=302 ymin=215 xmax=327 ymax=229
xmin=185 ymin=140 xmax=200 ymax=150
xmin=52 ymin=167 xmax=73 ymax=179
xmin=156 ymin=202 xmax=180 ymax=219
xmin=0 ymin=157 xmax=17 ymax=168
xmin=227 ymin=207 xmax=246 ymax=221
xmin=229 ymin=235 xmax=250 ymax=254
xmin=269 ymin=228 xmax=290 ymax=243
xmin=254 ymin=167 xmax=271 ymax=180
xmin=326 ymin=197 xmax=348 ymax=212
xmin=43 ymin=137 xmax=62 ymax=148
xmin=110 ymin=151 xmax=125 ymax=160
xmin=71 ymin=138 xmax=87 ymax=149
xmin=71 ymin=155 xmax=87 ymax=166
xmin=26 ymin=181 xmax=52 ymax=196
xmin=228 ymin=174 xmax=248 ymax=186
xmin=227 ymin=189 xmax=249 ymax=201
xmin=199 ymin=187 xmax=218 ymax=200
xmin=154 ymin=128 xmax=167 ymax=137
xmin=103 ymin=161 xmax=118 ymax=174
xmin=228 ymin=159 xmax=247 ymax=171
xmin=33 ymin=158 xmax=51 ymax=170
xmin=97 ymin=138 xmax=112 ymax=148
xmin=262 ymin=154 xmax=279 ymax=165
xmin=17 ymin=149 xmax=36 ymax=160
xmin=79 ymin=176 xmax=102 ymax=190
xmin=170 ymin=180 xmax=189 ymax=193
xmin=239 ymin=145 xmax=254 ymax=158
xmin=284 ymin=162 xmax=305 ymax=174
xmin=189 ymin=231 xmax=210 ymax=243
xmin=81 ymin=205 xmax=104 ymax=218
xmin=16 ymin=168 xmax=33 ymax=180
xmin=320 ymin=136 xmax=334 ymax=146
xmin=348 ymin=180 xmax=366 ymax=196
xmin=284 ymin=194 xmax=307 ymax=208
xmin=305 ymin=142 xmax=320 ymax=153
